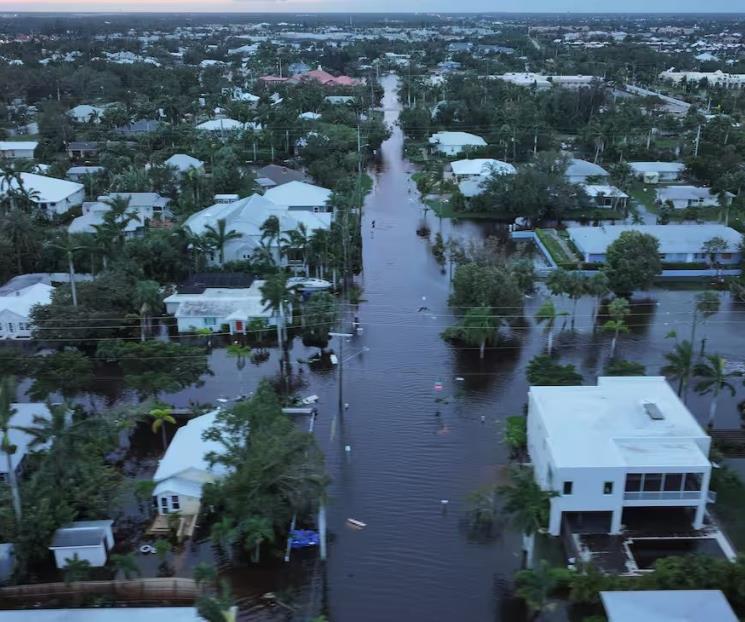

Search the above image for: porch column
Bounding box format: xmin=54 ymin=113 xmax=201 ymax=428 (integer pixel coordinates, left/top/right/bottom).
xmin=610 ymin=509 xmax=623 ymax=535
xmin=693 ymin=501 xmax=706 ymax=530
xmin=548 ymin=505 xmax=562 ymax=536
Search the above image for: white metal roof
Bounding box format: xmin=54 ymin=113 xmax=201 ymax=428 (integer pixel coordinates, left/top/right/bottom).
xmin=582 ymin=184 xmax=629 ymax=199
xmin=657 ymin=185 xmax=731 ymax=202
xmin=428 ymin=131 xmax=487 ymax=147
xmin=195 ymin=118 xmax=244 ymax=131
xmin=0 ymin=141 xmax=38 ymax=152
xmin=164 ymin=154 xmax=204 ymax=172
xmin=529 ymin=377 xmax=710 ymax=468
xmin=628 ymin=161 xmax=685 ymax=174
xmin=566 ymin=158 xmax=609 ymax=178
xmin=0 ymin=608 xmax=203 ymax=622
xmin=263 ymin=180 xmax=332 ymax=208
xmin=0 ymin=282 xmax=54 ymax=319
xmin=0 ymin=172 xmax=83 ymax=204
xmin=450 ymin=158 xmax=516 ymax=177
xmin=152 ymin=410 xmax=228 ymax=484
xmin=568 ymin=224 xmax=742 ymax=255
xmin=601 ymin=590 xmax=737 ymax=622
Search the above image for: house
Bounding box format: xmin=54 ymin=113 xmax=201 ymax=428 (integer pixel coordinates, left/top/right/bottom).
xmin=565 ymin=158 xmax=610 ymax=183
xmin=656 ymin=185 xmax=732 ymax=210
xmin=67 ymin=104 xmax=105 ymax=123
xmin=114 ymin=119 xmax=161 ymax=136
xmin=195 ymin=118 xmax=244 ymax=132
xmin=255 ymin=164 xmax=308 ymax=188
xmin=496 ymin=72 xmax=552 ymax=89
xmin=263 ymin=180 xmax=332 ymax=212
xmin=0 ymin=402 xmax=52 ymax=478
xmin=66 ymin=166 xmax=105 ymax=182
xmin=0 ymin=282 xmax=54 ymax=339
xmin=324 ymin=95 xmax=356 ymax=105
xmin=48 ymin=520 xmax=114 ymax=568
xmin=164 ymin=282 xmax=274 ymax=334
xmin=152 ymin=410 xmax=228 ymax=514
xmin=298 ymin=111 xmax=322 ymax=121
xmin=184 ymin=192 xmax=331 ymax=267
xmin=528 ymin=376 xmax=713 ymax=536
xmin=628 ymin=161 xmax=685 ymax=184
xmin=230 ymin=89 xmax=260 ymax=105
xmin=66 ymin=141 xmax=100 ymax=160
xmin=293 ymin=65 xmax=362 ymax=86
xmin=68 ymin=192 xmax=172 ymax=235
xmin=0 ymin=172 xmax=84 ymax=215
xmin=568 ymin=224 xmax=742 ymax=265
xmin=164 ymin=153 xmax=205 ymax=175
xmin=659 ymin=69 xmax=745 ymax=89
xmin=581 ymin=184 xmax=629 ymax=209
xmin=0 ymin=608 xmax=204 ymax=622
xmin=446 ymin=158 xmax=516 ymax=181
xmin=0 ymin=141 xmax=37 ymax=160
xmin=600 ymin=590 xmax=737 ymax=622
xmin=549 ymin=75 xmax=597 ymax=89
xmin=428 ymin=131 xmax=487 ymax=156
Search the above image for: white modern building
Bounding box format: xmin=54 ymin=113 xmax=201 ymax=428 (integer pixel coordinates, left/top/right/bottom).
xmin=0 ymin=403 xmax=52 ymax=480
xmin=568 ymin=224 xmax=742 ymax=265
xmin=163 ymin=281 xmax=274 ymax=334
xmin=68 ymin=192 xmax=171 ymax=235
xmin=0 ymin=282 xmax=54 ymax=339
xmin=600 ymin=590 xmax=737 ymax=622
xmin=528 ymin=376 xmax=713 ymax=536
xmin=152 ymin=410 xmax=228 ymax=515
xmin=628 ymin=161 xmax=685 ymax=184
xmin=656 ymin=185 xmax=733 ymax=210
xmin=0 ymin=172 xmax=84 ymax=215
xmin=659 ymin=69 xmax=745 ymax=89
xmin=428 ymin=131 xmax=487 ymax=156
xmin=565 ymin=158 xmax=610 ymax=183
xmin=0 ymin=141 xmax=37 ymax=160
xmin=49 ymin=520 xmax=114 ymax=569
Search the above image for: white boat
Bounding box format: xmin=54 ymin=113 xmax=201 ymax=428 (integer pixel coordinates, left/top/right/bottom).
xmin=287 ymin=277 xmax=333 ymax=291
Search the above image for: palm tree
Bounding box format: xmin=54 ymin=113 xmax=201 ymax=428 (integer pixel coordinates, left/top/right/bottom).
xmin=603 ymin=297 xmax=631 ymax=359
xmin=260 ymin=215 xmax=281 ymax=248
xmin=308 ymin=228 xmax=331 ymax=278
xmin=239 ymin=516 xmax=275 ymax=563
xmin=63 ymin=554 xmax=91 ymax=584
xmin=0 ymin=377 xmax=22 ymax=522
xmin=250 ymin=241 xmax=277 ymax=271
xmin=587 ymin=272 xmax=610 ymax=332
xmin=204 ymin=218 xmax=241 ymax=265
xmin=3 ymin=209 xmax=37 ymax=273
xmin=498 ymin=466 xmax=557 ymax=569
xmin=534 ymin=300 xmax=567 ymax=356
xmin=48 ymin=233 xmax=86 ymax=307
xmin=694 ymin=354 xmax=736 ymax=429
xmin=515 ymin=560 xmax=558 ymax=621
xmin=461 ymin=306 xmax=498 ymax=359
xmin=260 ymin=272 xmax=291 ymax=361
xmin=150 ymin=406 xmax=176 ymax=450
xmin=110 ymin=553 xmax=141 ymax=580
xmin=281 ymin=223 xmax=310 ymax=273
xmin=101 ymin=194 xmax=139 ymax=247
xmin=193 ymin=562 xmax=217 ymax=592
xmin=134 ymin=280 xmax=163 ymax=341
xmin=662 ymin=339 xmax=694 ymax=401
xmin=183 ymin=228 xmax=213 ymax=272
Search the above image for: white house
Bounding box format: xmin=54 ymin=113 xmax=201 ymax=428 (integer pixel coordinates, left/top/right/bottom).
xmin=0 ymin=141 xmax=37 ymax=160
xmin=495 ymin=72 xmax=552 ymax=90
xmin=628 ymin=161 xmax=685 ymax=184
xmin=263 ymin=180 xmax=332 ymax=212
xmin=0 ymin=172 xmax=84 ymax=215
xmin=195 ymin=118 xmax=244 ymax=133
xmin=600 ymin=590 xmax=738 ymax=622
xmin=581 ymin=184 xmax=629 ymax=209
xmin=528 ymin=376 xmax=712 ymax=536
xmin=67 ymin=104 xmax=106 ymax=123
xmin=163 ymin=282 xmax=274 ymax=334
xmin=66 ymin=166 xmax=105 ymax=182
xmin=0 ymin=282 xmax=54 ymax=340
xmin=656 ymin=185 xmax=732 ymax=210
xmin=164 ymin=154 xmax=204 ymax=175
xmin=428 ymin=131 xmax=487 ymax=156
xmin=68 ymin=192 xmax=171 ymax=235
xmin=565 ymin=158 xmax=610 ymax=183
xmin=0 ymin=403 xmax=52 ymax=481
xmin=48 ymin=520 xmax=114 ymax=569
xmin=184 ymin=193 xmax=332 ymax=267
xmin=152 ymin=410 xmax=228 ymax=515
xmin=447 ymin=158 xmax=516 ymax=181
xmin=568 ymin=224 xmax=742 ymax=266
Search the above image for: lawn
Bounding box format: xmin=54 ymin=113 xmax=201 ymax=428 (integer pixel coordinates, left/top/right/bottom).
xmin=536 ymin=229 xmax=579 ymax=268
xmin=628 ymin=181 xmax=658 ymax=213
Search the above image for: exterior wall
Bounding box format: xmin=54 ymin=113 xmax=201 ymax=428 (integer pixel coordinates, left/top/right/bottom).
xmin=667 ymin=197 xmax=719 ymax=210
xmin=0 ymin=310 xmax=33 ymax=339
xmin=0 ymin=148 xmax=35 ymax=160
xmin=175 ymin=316 xmax=226 ymax=333
xmin=37 ymin=187 xmax=86 ymax=216
xmin=156 ymin=492 xmax=201 ymax=516
xmin=52 ymin=545 xmax=107 ymax=568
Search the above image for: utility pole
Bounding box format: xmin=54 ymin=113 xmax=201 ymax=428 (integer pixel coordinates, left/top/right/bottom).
xmin=330 ymin=332 xmax=354 ymax=416
xmin=357 ymin=124 xmax=362 ymax=176
xmin=694 ymin=124 xmax=702 ymax=157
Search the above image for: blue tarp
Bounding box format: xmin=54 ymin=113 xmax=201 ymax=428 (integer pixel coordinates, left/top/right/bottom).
xmin=289 ymin=529 xmax=320 ymax=548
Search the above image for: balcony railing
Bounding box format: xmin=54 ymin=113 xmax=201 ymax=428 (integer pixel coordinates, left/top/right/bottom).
xmin=624 ymin=491 xmax=703 ymax=501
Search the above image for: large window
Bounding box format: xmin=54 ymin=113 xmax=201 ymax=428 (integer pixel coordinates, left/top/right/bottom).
xmin=624 ymin=472 xmax=704 ymax=499
xmin=625 ymin=473 xmax=642 ymax=492
xmin=171 ymin=495 xmax=181 ymax=511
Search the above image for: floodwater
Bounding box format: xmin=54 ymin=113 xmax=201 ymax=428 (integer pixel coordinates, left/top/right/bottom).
xmin=19 ymin=74 xmax=745 ymax=620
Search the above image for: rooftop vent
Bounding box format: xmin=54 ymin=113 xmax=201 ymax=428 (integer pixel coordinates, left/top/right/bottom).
xmin=642 ymin=401 xmax=665 ymax=421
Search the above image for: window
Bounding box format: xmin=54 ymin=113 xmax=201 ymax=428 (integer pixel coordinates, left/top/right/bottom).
xmin=7 ymin=323 xmax=13 ymax=333
xmin=684 ymin=473 xmax=703 ymax=491
xmin=643 ymin=473 xmax=663 ymax=492
xmin=171 ymin=495 xmax=180 ymax=511
xmin=160 ymin=497 xmax=169 ymax=514
xmin=204 ymin=317 xmax=217 ymax=327
xmin=664 ymin=473 xmax=683 ymax=491
xmin=625 ymin=473 xmax=642 ymax=492
xmin=603 ymin=482 xmax=613 ymax=495
xmin=0 ymin=472 xmax=6 ymax=483
xmin=563 ymin=481 xmax=573 ymax=495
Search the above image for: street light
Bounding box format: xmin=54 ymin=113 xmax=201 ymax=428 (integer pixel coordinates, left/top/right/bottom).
xmin=329 ymin=332 xmax=354 ymax=415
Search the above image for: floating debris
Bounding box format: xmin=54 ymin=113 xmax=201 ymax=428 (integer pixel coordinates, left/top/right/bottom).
xmin=347 ymin=518 xmax=367 ymax=529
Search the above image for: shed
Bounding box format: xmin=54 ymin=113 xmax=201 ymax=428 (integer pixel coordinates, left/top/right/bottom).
xmin=49 ymin=520 xmax=114 ymax=568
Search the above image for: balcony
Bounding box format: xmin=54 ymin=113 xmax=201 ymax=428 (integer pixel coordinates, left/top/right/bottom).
xmin=624 ymin=491 xmax=703 ymax=501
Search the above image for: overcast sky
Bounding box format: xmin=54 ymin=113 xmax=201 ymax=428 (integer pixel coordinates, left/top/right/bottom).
xmin=4 ymin=0 xmax=744 ymax=13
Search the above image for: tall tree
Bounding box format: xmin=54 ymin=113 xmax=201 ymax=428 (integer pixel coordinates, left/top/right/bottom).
xmin=460 ymin=306 xmax=498 ymax=359
xmin=662 ymin=339 xmax=695 ymax=401
xmin=534 ymin=300 xmax=567 ymax=356
xmin=603 ymin=297 xmax=631 ymax=359
xmin=694 ymin=354 xmax=736 ymax=429
xmin=204 ymin=218 xmax=241 ymax=265
xmin=0 ymin=377 xmax=21 ymax=523
xmin=603 ymin=231 xmax=662 ymax=295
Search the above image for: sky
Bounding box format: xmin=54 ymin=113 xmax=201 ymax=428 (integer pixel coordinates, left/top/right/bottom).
xmin=1 ymin=0 xmax=743 ymax=13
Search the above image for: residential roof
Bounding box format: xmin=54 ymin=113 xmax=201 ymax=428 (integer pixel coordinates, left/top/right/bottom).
xmin=568 ymin=224 xmax=742 ymax=255
xmin=1 ymin=403 xmax=52 ymax=472
xmin=195 ymin=118 xmax=244 ymax=131
xmin=256 ymin=164 xmax=307 ymax=186
xmin=628 ymin=161 xmax=686 ymax=174
xmin=429 ymin=131 xmax=487 ymax=148
xmin=0 ymin=273 xmax=91 ymax=295
xmin=529 ymin=377 xmax=710 ymax=469
xmin=0 ymin=141 xmax=38 ymax=152
xmin=153 ymin=410 xmax=228 ymax=484
xmin=164 ymin=154 xmax=204 ymax=172
xmin=104 ymin=192 xmax=170 ymax=209
xmin=0 ymin=282 xmax=55 ymax=319
xmin=566 ymin=158 xmax=610 ymax=178
xmin=657 ymin=185 xmax=731 ymax=202
xmin=50 ymin=521 xmax=112 ymax=548
xmin=0 ymin=172 xmax=83 ymax=204
xmin=582 ymin=184 xmax=629 ymax=199
xmin=180 ymin=272 xmax=254 ymax=294
xmin=600 ymin=590 xmax=737 ymax=622
xmin=153 ymin=476 xmax=205 ymax=498
xmin=450 ymin=158 xmax=516 ymax=177
xmin=263 ymin=180 xmax=332 ymax=208
xmin=67 ymin=141 xmax=99 ymax=151
xmin=0 ymin=608 xmax=203 ymax=622
xmin=66 ymin=166 xmax=105 ymax=176
xmin=115 ymin=119 xmax=161 ymax=134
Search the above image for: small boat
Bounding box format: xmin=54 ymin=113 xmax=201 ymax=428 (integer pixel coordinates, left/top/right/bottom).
xmin=287 ymin=277 xmax=333 ymax=291
xmin=346 ymin=518 xmax=367 ymax=529
xmin=301 ymin=394 xmax=319 ymax=405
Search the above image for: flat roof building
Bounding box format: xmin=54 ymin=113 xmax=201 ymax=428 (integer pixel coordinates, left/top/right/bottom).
xmin=600 ymin=590 xmax=737 ymax=622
